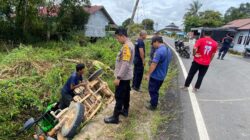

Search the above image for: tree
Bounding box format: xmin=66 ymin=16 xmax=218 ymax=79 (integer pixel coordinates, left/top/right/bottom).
xmin=184 ymin=16 xmax=201 ymax=32
xmin=183 ymin=0 xmax=203 ymax=32
xmin=142 ymin=18 xmax=154 ymax=30
xmin=199 ymin=10 xmax=224 ymax=27
xmin=0 ymin=0 xmax=90 ymax=42
xmin=224 ymin=3 xmax=250 ymax=23
xmin=122 ymin=18 xmax=133 ymax=29
xmin=15 ymin=0 xmax=45 ymax=42
xmin=127 ymin=23 xmax=143 ymax=36
xmin=185 ymin=0 xmax=202 ymax=17
xmin=0 ymin=0 xmax=17 ymax=41
xmin=57 ymin=0 xmax=89 ymax=33
xmin=183 ymin=1 xmax=224 ymax=32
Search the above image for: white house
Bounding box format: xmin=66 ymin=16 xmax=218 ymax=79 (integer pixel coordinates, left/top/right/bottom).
xmin=84 ymin=6 xmax=116 ymax=38
xmin=222 ymin=19 xmax=250 ymax=53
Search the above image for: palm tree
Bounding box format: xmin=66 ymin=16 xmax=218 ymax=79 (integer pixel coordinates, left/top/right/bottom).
xmin=188 ymin=0 xmax=202 ymax=16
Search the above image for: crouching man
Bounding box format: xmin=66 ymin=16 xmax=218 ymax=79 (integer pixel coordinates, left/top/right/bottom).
xmin=59 ymin=63 xmax=86 ymax=109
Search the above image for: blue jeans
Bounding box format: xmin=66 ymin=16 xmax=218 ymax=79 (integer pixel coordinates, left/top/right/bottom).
xmin=148 ymin=77 xmax=164 ymax=107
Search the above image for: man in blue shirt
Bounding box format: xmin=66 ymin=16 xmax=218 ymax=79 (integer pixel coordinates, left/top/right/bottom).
xmin=132 ymin=30 xmax=147 ymax=92
xmin=149 ymin=32 xmax=160 ymax=65
xmin=59 ymin=63 xmax=86 ymax=109
xmin=146 ymin=36 xmax=172 ymax=110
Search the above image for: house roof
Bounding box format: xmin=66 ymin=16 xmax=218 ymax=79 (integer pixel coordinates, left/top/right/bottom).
xmin=222 ymin=18 xmax=250 ymax=30
xmin=83 ymin=5 xmax=115 ymax=25
xmin=238 ymin=23 xmax=250 ymax=30
xmin=38 ymin=5 xmax=60 ymax=17
xmin=166 ymin=23 xmax=178 ymax=28
xmin=163 ymin=22 xmax=181 ymax=32
xmin=38 ymin=5 xmax=116 ymax=25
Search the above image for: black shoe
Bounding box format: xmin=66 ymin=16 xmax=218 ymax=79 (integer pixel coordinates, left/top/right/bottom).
xmin=221 ymin=58 xmax=224 ymax=60
xmin=217 ymin=57 xmax=220 ymax=59
xmin=120 ymin=110 xmax=128 ymax=117
xmin=145 ymin=104 xmax=157 ymax=111
xmin=104 ymin=116 xmax=119 ymax=124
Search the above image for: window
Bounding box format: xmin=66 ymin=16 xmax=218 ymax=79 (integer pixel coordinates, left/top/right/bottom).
xmin=246 ymin=36 xmax=250 ymax=45
xmin=243 ymin=36 xmax=248 ymax=45
xmin=238 ymin=36 xmax=243 ymax=44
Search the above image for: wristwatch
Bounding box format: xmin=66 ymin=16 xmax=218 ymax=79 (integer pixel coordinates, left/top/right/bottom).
xmin=117 ymin=77 xmax=121 ymax=80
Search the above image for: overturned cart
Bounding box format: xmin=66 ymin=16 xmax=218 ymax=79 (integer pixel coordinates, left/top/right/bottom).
xmin=20 ymin=69 xmax=114 ymax=140
xmin=73 ymin=69 xmax=114 ymax=121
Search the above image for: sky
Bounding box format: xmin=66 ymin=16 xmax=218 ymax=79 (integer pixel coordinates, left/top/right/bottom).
xmin=90 ymin=0 xmax=249 ymax=30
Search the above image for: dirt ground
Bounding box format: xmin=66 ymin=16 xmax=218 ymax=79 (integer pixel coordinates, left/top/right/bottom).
xmin=73 ymin=89 xmax=154 ymax=140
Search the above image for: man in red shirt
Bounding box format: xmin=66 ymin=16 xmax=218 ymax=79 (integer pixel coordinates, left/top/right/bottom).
xmin=181 ymin=30 xmax=218 ymax=92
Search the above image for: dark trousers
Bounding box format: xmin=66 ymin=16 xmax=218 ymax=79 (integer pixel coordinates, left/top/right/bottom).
xmin=59 ymin=90 xmax=73 ymax=109
xmin=218 ymin=47 xmax=229 ymax=59
xmin=148 ymin=77 xmax=164 ymax=107
xmin=132 ymin=64 xmax=144 ymax=90
xmin=113 ymin=80 xmax=131 ymax=117
xmin=185 ymin=61 xmax=209 ymax=89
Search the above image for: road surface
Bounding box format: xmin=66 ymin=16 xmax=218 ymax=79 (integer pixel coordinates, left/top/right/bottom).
xmin=164 ymin=37 xmax=250 ymax=140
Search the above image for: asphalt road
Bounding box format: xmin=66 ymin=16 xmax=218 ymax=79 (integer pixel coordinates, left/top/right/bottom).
xmin=164 ymin=37 xmax=250 ymax=140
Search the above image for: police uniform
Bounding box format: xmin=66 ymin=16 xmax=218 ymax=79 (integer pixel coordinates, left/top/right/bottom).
xmin=114 ymin=39 xmax=134 ymax=117
xmin=104 ymin=39 xmax=134 ymax=124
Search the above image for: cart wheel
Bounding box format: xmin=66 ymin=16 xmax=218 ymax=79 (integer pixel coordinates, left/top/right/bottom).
xmin=88 ymin=69 xmax=103 ymax=82
xmin=61 ymin=103 xmax=84 ymax=138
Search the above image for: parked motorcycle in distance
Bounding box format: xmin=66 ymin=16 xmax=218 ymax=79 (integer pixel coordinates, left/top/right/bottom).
xmin=174 ymin=40 xmax=191 ymax=59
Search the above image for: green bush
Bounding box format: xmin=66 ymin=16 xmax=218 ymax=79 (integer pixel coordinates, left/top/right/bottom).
xmin=0 ymin=38 xmax=119 ymax=139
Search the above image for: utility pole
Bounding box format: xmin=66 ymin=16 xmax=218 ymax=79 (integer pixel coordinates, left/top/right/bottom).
xmin=130 ymin=0 xmax=140 ymax=24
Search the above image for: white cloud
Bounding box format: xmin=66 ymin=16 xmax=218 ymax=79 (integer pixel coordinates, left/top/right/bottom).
xmin=91 ymin=0 xmax=249 ymax=30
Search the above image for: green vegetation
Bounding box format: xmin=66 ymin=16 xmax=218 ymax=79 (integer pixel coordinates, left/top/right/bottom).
xmin=0 ymin=38 xmax=120 ymax=139
xmin=183 ymin=0 xmax=224 ymax=32
xmin=224 ymin=3 xmax=250 ymax=23
xmin=0 ymin=0 xmax=90 ymax=43
xmin=184 ymin=1 xmax=250 ymax=32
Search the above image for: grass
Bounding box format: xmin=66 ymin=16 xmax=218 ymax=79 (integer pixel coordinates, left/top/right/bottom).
xmin=111 ymin=62 xmax=178 ymax=140
xmin=0 ymin=37 xmax=178 ymax=139
xmin=109 ymin=39 xmax=178 ymax=140
xmin=228 ymin=49 xmax=243 ymax=56
xmin=0 ymin=38 xmax=120 ymax=139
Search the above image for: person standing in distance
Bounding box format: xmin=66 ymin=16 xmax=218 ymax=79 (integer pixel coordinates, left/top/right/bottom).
xmin=217 ymin=33 xmax=234 ymax=60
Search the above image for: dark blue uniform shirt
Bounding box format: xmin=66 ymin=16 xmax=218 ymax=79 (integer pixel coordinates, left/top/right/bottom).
xmin=134 ymin=38 xmax=145 ymax=65
xmin=62 ymin=72 xmax=83 ymax=96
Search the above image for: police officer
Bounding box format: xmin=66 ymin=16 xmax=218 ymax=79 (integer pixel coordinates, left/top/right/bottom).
xmin=104 ymin=28 xmax=134 ymax=124
xmin=146 ymin=36 xmax=172 ymax=110
xmin=132 ymin=30 xmax=147 ymax=92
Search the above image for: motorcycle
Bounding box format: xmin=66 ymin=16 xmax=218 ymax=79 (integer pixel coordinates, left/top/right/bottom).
xmin=174 ymin=40 xmax=191 ymax=59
